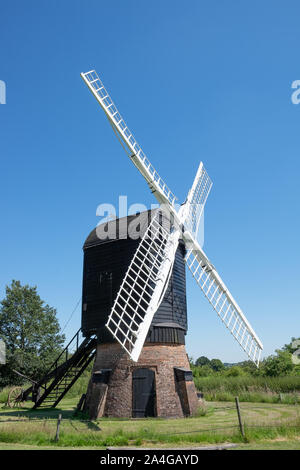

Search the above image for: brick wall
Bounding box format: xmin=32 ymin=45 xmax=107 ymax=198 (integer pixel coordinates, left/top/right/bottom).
xmin=85 ymin=342 xmax=199 ymax=419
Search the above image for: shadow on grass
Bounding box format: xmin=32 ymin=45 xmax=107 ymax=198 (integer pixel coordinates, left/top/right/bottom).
xmin=0 ymin=407 xmax=73 ymax=420
xmin=0 ymin=403 xmax=102 ymax=431
xmin=0 ymin=402 xmax=79 ymax=420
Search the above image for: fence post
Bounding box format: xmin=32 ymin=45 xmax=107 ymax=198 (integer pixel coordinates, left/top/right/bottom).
xmin=235 ymin=396 xmax=245 ymax=438
xmin=55 ymin=413 xmax=62 ymax=442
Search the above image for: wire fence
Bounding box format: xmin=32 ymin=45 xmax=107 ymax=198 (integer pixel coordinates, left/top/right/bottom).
xmin=0 ymin=397 xmax=299 ymax=444
xmin=0 ymin=418 xmax=300 ymax=439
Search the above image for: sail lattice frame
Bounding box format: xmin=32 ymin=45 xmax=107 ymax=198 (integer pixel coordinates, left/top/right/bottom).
xmin=81 ymin=70 xmax=177 ymax=206
xmin=183 ymin=162 xmax=212 ymax=239
xmin=106 ymin=209 xmax=180 ymax=361
xmin=185 ymin=248 xmax=262 ymax=366
xmin=81 ymin=69 xmax=264 ymax=366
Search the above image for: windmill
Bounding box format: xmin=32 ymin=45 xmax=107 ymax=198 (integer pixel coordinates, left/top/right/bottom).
xmin=80 ymin=70 xmax=263 ymax=419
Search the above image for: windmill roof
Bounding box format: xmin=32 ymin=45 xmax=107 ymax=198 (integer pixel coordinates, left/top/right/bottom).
xmin=83 ymin=209 xmax=158 ymax=249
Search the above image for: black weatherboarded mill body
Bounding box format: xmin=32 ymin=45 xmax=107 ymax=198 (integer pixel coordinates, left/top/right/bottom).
xmin=82 ymin=210 xmax=187 ymax=346
xmin=82 ymin=209 xmax=199 ymax=419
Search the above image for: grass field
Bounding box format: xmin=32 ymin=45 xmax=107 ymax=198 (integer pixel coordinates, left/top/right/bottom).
xmin=193 ymin=376 xmax=300 ymax=404
xmin=0 ymin=397 xmax=300 ymax=450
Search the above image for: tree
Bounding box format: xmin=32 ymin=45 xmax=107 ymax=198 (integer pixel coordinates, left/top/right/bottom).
xmin=261 ymin=350 xmax=294 ymax=377
xmin=188 ymin=355 xmax=195 ymax=366
xmin=210 ymin=358 xmax=225 ymax=372
xmin=0 ymin=280 xmax=65 ymax=386
xmin=197 ymin=365 xmax=214 ymax=377
xmin=257 ymin=337 xmax=300 ymax=377
xmin=238 ymin=360 xmax=261 ymax=376
xmin=195 ymin=356 xmax=211 ymax=367
xmin=225 ymin=366 xmax=245 ymax=377
xmin=282 ymin=337 xmax=300 ymax=354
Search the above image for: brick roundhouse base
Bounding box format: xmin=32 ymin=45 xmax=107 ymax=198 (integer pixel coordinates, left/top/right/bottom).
xmin=84 ymin=342 xmax=199 ymax=419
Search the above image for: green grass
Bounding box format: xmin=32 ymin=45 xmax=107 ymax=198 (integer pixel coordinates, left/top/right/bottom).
xmin=0 ymin=397 xmax=300 ymax=448
xmin=203 ymin=391 xmax=300 ymax=404
xmin=234 ymin=440 xmax=300 ymax=450
xmin=194 ymin=376 xmax=300 ymax=403
xmin=0 ymin=387 xmax=10 ymax=404
xmin=1 ymin=439 xmax=299 ymax=450
xmin=0 ymin=442 xmax=101 ymax=450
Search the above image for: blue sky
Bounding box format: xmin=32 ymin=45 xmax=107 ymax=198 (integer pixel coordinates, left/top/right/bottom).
xmin=0 ymin=0 xmax=299 ymax=363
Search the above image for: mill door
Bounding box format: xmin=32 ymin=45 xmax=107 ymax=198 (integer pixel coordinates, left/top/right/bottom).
xmin=132 ymin=368 xmax=156 ymax=418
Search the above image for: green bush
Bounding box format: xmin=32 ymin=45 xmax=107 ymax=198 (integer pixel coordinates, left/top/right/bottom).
xmin=194 ymin=375 xmax=300 ymax=403
xmin=0 ymin=386 xmax=10 ymax=404
xmin=225 ymin=366 xmax=246 ymax=377
xmin=195 ymin=375 xmax=300 ymax=393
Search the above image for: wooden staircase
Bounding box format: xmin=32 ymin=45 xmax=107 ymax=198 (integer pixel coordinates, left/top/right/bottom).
xmin=29 ymin=329 xmax=97 ymax=409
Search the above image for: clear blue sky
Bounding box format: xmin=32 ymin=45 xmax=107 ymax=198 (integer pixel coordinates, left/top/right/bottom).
xmin=1 ymin=0 xmax=299 ymax=363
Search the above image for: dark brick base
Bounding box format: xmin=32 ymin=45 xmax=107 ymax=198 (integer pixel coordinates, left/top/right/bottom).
xmin=84 ymin=342 xmax=199 ymax=419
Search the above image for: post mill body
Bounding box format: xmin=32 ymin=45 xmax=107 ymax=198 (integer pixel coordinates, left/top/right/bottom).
xmin=82 ymin=211 xmax=199 ymax=418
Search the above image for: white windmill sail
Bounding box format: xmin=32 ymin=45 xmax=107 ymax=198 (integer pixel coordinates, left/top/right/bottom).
xmin=81 ymin=70 xmax=177 ymax=207
xmin=179 ymin=165 xmax=262 ymax=365
xmin=81 ymin=69 xmax=263 ymax=366
xmin=105 ymin=163 xmax=213 ymax=362
xmin=183 ymin=232 xmax=263 ymax=366
xmin=179 ymin=161 xmax=212 ymax=241
xmin=106 ymin=209 xmax=181 ymax=361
